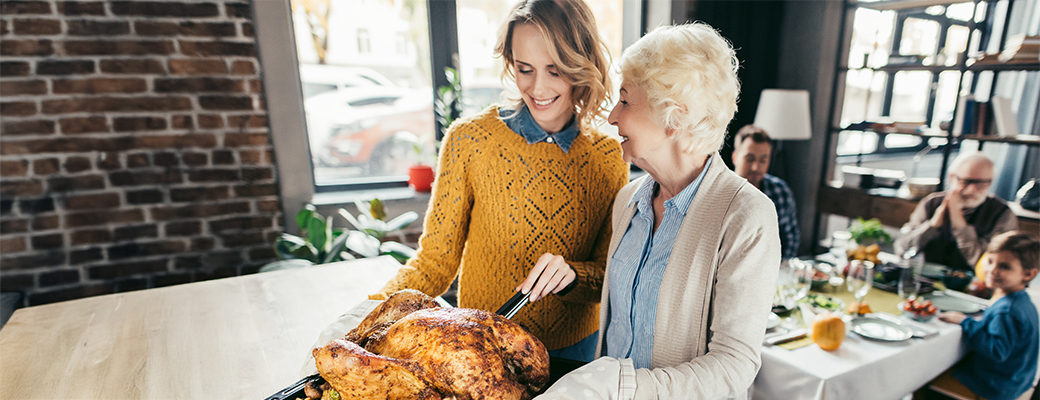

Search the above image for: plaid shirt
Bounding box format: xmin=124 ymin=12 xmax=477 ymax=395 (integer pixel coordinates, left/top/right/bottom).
xmin=759 ymin=174 xmax=799 ymax=259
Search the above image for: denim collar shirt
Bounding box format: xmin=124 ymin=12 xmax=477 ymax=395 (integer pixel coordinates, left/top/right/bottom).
xmin=500 ymin=104 xmax=579 ymax=153
xmin=605 ymin=156 xmax=712 ymax=369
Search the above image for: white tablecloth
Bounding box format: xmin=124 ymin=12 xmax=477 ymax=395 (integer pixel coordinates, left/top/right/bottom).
xmin=753 ymin=316 xmax=966 ymax=400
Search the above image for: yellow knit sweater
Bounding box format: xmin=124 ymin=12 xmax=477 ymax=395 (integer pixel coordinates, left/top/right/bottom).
xmin=373 ymin=106 xmax=628 ymax=350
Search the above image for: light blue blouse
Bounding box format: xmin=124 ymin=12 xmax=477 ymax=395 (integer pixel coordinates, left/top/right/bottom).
xmin=604 ymin=157 xmax=712 ymax=368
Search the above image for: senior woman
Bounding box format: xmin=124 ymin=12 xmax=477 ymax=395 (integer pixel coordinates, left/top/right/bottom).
xmin=535 ymin=23 xmax=781 ymax=400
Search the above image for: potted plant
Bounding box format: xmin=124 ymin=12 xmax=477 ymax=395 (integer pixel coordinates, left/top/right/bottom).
xmin=260 ymin=200 xmax=418 ymax=272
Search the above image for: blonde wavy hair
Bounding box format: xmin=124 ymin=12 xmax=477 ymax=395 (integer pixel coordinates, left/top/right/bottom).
xmin=618 ymin=23 xmax=740 ymax=155
xmin=494 ymin=0 xmax=612 ymax=128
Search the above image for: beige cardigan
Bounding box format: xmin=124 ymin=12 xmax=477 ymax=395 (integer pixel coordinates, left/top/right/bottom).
xmin=595 ymin=153 xmax=781 ymax=400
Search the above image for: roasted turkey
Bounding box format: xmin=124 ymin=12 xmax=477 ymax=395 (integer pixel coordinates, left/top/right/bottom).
xmin=313 ymin=289 xmax=550 ymax=400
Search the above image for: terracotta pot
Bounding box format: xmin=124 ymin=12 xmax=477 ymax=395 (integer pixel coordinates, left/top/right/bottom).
xmin=408 ymin=165 xmax=435 ymax=192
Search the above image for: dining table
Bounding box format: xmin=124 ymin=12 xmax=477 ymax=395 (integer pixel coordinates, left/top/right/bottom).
xmin=0 ymin=256 xmax=403 ymax=399
xmin=752 ymin=255 xmax=987 ymax=400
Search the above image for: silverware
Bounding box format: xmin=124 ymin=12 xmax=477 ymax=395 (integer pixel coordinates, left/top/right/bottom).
xmin=764 ymin=328 xmax=808 ymax=346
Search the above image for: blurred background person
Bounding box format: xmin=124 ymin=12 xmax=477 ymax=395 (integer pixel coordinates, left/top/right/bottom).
xmin=731 ymin=125 xmax=799 ymax=260
xmin=371 ymin=0 xmax=628 ymax=363
xmin=896 ymin=152 xmax=1018 ymax=272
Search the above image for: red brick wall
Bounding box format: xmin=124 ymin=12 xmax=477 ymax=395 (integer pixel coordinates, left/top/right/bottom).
xmin=0 ymin=1 xmax=282 ymax=306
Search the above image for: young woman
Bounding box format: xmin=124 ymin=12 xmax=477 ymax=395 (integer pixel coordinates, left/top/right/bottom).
xmin=371 ymin=0 xmax=627 ymax=362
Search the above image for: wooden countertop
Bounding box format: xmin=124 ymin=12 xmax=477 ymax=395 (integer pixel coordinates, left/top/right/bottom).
xmin=0 ymin=257 xmax=402 ymax=399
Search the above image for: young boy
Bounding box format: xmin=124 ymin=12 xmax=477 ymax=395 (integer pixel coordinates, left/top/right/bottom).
xmin=933 ymin=230 xmax=1040 ymax=400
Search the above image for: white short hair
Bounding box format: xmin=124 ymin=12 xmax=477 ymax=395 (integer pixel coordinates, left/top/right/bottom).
xmin=617 ymin=23 xmax=740 ymax=155
xmin=949 ymin=152 xmax=994 ymax=176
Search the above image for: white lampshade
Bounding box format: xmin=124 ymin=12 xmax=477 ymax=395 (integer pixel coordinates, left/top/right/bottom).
xmin=754 ymin=89 xmax=812 ymax=140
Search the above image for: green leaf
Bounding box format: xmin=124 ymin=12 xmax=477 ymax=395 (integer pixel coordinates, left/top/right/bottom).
xmin=324 ymin=215 xmax=334 ymax=254
xmin=274 ymin=234 xmax=307 ymax=260
xmin=380 ymin=241 xmax=417 ymax=263
xmin=369 ymin=198 xmax=387 ymax=221
xmin=296 ymin=204 xmax=317 ymax=231
xmin=384 ymin=211 xmax=418 ymax=232
xmin=345 ymin=231 xmax=381 ymax=258
xmin=306 ymin=215 xmax=327 ymax=249
xmin=290 ymin=242 xmax=319 ymax=263
xmin=322 ymin=230 xmax=353 ymax=264
xmin=259 ymin=259 xmax=313 ymax=273
xmin=850 ymin=217 xmax=892 ymax=244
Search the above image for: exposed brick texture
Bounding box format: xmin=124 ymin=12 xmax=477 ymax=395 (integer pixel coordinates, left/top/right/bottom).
xmin=0 ymin=0 xmax=281 ymax=307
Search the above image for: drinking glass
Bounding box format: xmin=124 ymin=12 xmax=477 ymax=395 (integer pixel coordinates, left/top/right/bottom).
xmin=784 ymin=258 xmax=812 ymax=302
xmin=845 ymin=259 xmax=874 ymax=305
xmin=898 ymin=266 xmax=920 ymax=301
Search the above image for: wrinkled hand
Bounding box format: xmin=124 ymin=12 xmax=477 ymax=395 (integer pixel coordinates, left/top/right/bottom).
xmin=945 ymin=194 xmax=968 ymax=229
xmin=517 ymin=253 xmax=576 ymax=302
xmin=938 ymin=311 xmax=966 ymax=324
xmin=930 ymin=199 xmax=948 ymax=228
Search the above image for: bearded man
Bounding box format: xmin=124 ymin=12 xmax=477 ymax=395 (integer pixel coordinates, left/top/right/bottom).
xmin=895 ymin=152 xmax=1018 ymax=271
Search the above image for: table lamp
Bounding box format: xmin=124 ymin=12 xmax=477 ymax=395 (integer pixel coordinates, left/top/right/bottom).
xmin=752 ymin=89 xmax=812 ymax=183
xmin=754 ymin=89 xmax=812 ymax=141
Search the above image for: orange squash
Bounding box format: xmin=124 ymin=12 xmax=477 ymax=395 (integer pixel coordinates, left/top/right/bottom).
xmin=812 ymin=313 xmax=846 ymax=351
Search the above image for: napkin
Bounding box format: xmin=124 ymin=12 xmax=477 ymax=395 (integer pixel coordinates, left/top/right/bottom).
xmin=778 ymin=335 xmax=815 ymax=350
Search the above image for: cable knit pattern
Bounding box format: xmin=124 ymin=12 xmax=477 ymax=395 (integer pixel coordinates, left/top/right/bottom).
xmin=373 ymin=106 xmax=628 ymax=350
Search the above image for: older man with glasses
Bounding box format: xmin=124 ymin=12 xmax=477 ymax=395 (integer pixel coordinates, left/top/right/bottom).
xmin=896 ymin=152 xmax=1018 ymax=272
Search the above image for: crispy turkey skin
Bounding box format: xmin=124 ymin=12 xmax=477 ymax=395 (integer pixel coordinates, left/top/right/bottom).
xmin=313 ymin=290 xmax=550 ymax=400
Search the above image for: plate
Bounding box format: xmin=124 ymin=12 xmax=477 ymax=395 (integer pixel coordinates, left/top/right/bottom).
xmin=920 ymin=262 xmax=948 ymax=280
xmin=923 ymin=293 xmax=985 ymax=314
xmin=851 ymin=316 xmax=913 ymax=342
xmin=766 ymin=312 xmax=781 ymax=330
xmin=804 ymin=293 xmax=845 ymax=313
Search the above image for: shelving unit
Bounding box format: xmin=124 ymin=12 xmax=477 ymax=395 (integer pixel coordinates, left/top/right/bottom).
xmin=815 ymin=0 xmax=1039 ymax=248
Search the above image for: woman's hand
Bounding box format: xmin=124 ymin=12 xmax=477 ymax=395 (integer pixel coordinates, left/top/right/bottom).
xmin=517 ymin=253 xmax=576 ymax=302
xmin=938 ymin=311 xmax=967 ymax=324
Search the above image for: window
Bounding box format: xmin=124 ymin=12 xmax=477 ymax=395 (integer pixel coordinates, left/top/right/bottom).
xmin=454 ymin=0 xmax=625 ymax=120
xmin=256 ymin=0 xmax=641 ymax=225
xmin=292 ymin=0 xmax=434 ymax=189
xmin=830 ymin=1 xmax=996 ymax=186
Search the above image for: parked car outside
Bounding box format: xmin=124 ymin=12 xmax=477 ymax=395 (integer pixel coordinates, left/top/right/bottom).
xmin=305 ymin=85 xmax=434 ymax=176
xmin=298 ymin=63 xmax=396 ymax=99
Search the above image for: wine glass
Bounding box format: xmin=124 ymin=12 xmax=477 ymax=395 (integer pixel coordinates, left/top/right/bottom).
xmin=898 ymin=267 xmax=920 ymax=302
xmin=777 ymin=259 xmax=812 ymax=328
xmin=784 ymin=258 xmax=812 ymax=302
xmin=846 ymin=259 xmax=874 ymax=309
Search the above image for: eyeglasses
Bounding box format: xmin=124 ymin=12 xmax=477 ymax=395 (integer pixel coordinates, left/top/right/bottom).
xmin=953 ymin=175 xmax=992 ymax=188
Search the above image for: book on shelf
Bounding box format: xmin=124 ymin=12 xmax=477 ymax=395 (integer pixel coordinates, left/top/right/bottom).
xmin=990 ymin=96 xmax=1020 ymax=137
xmin=953 ymin=95 xmax=997 ymax=137
xmin=952 ymin=94 xmax=973 ymax=136
xmin=998 ymin=34 xmax=1040 ymax=63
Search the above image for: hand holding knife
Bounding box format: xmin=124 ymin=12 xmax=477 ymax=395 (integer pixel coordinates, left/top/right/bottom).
xmin=515 ymin=253 xmax=578 ymax=302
